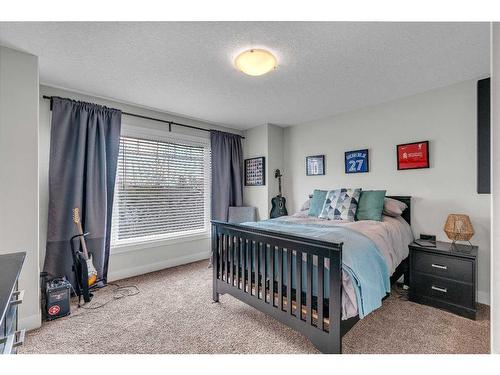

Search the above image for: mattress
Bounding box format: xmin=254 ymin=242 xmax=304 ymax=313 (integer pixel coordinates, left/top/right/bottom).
xmin=239 ymin=212 xmax=414 ymax=319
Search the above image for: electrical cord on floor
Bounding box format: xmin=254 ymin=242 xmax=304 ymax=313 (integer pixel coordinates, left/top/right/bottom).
xmin=69 ymin=282 xmax=140 ymax=310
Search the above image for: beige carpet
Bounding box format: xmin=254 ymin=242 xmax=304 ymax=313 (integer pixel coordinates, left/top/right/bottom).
xmin=20 ymin=260 xmax=490 ymax=354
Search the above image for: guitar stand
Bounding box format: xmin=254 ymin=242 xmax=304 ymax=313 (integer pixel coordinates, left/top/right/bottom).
xmin=70 ymin=233 xmax=94 ymax=306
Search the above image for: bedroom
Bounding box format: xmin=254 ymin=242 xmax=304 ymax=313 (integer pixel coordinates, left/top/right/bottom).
xmin=1 ymin=2 xmax=500 ymax=371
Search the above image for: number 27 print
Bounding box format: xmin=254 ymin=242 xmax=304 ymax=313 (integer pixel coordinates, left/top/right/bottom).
xmin=345 ymin=149 xmax=369 ymax=173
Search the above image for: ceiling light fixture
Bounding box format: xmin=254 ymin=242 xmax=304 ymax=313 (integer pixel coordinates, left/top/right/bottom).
xmin=234 ymin=49 xmax=277 ymax=76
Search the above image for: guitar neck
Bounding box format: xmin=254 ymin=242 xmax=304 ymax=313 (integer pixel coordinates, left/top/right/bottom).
xmin=76 ymin=221 xmax=90 ymax=259
xmin=278 ymin=176 xmax=282 ymax=196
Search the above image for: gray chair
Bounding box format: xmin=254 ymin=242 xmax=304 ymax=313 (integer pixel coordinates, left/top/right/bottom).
xmin=227 ymin=206 xmax=257 ymax=223
xmin=208 ymin=206 xmax=257 ymax=268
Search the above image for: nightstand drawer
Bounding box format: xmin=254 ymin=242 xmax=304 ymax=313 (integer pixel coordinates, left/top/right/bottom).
xmin=411 ymin=272 xmax=474 ymax=308
xmin=411 ymin=251 xmax=473 ymax=283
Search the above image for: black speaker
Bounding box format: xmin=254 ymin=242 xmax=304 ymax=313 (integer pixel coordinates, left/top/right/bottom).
xmin=45 ymin=277 xmax=71 ymax=320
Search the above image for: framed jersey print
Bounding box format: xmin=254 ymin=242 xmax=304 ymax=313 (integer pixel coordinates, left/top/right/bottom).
xmin=306 ymin=155 xmax=325 ymax=176
xmin=345 ymin=149 xmax=369 ymax=173
xmin=397 ymin=141 xmax=429 ymax=170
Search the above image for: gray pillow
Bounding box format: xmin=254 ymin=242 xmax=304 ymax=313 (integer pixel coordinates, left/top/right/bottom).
xmin=383 ymin=197 xmax=407 ymax=217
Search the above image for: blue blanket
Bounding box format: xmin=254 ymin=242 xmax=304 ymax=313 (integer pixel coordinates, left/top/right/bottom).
xmin=241 ymin=219 xmax=390 ymax=318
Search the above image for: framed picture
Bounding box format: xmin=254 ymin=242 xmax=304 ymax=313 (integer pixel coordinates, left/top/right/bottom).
xmin=306 ymin=155 xmax=325 ymax=176
xmin=345 ymin=149 xmax=369 ymax=173
xmin=244 ymin=156 xmax=266 ymax=186
xmin=397 ymin=141 xmax=430 ymax=170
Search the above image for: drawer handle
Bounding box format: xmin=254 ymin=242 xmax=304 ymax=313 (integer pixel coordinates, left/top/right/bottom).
xmin=10 ymin=290 xmax=25 ymax=306
xmin=431 ymin=285 xmax=448 ymax=293
xmin=431 ymin=264 xmax=447 ymax=270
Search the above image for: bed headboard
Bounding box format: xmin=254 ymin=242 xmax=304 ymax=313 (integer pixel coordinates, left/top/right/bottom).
xmin=386 ymin=195 xmax=411 ymax=225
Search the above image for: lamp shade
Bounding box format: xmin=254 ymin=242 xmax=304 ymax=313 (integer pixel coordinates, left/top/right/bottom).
xmin=444 ymin=214 xmax=474 ymax=241
xmin=234 ymin=49 xmax=277 ymax=76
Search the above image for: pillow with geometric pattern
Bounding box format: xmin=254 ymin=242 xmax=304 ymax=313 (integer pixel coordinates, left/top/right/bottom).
xmin=318 ymin=188 xmax=362 ymax=221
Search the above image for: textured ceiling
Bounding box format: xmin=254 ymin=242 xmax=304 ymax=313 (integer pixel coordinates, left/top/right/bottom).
xmin=0 ymin=22 xmax=490 ymax=129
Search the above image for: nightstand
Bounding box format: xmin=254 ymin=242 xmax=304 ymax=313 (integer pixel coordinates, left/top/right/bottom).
xmin=408 ymin=241 xmax=478 ymax=320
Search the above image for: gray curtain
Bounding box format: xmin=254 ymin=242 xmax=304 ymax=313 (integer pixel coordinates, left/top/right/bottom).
xmin=210 ymin=130 xmax=243 ymax=221
xmin=44 ymin=97 xmax=121 ymax=285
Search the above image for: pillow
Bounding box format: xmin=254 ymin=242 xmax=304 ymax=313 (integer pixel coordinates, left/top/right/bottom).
xmin=308 ymin=189 xmax=328 ymax=217
xmin=383 ymin=197 xmax=408 ymax=217
xmin=355 ymin=190 xmax=386 ymax=221
xmin=318 ymin=188 xmax=361 ymax=221
xmin=300 ymin=198 xmax=311 ymax=212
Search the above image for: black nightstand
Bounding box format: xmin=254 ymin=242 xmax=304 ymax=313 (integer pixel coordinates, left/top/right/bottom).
xmin=408 ymin=241 xmax=478 ymax=320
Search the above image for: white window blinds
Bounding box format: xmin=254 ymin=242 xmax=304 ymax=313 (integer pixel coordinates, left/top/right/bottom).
xmin=111 ymin=129 xmax=211 ymax=247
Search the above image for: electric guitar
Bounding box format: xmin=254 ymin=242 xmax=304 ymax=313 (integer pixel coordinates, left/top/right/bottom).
xmin=270 ymin=169 xmax=288 ymax=218
xmin=72 ymin=208 xmax=98 ymax=286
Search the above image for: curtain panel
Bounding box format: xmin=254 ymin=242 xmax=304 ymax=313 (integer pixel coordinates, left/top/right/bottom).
xmin=210 ymin=130 xmax=243 ymax=221
xmin=44 ymin=97 xmax=121 ymax=285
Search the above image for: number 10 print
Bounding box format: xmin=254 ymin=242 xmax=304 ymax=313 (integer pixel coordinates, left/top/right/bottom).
xmin=345 ymin=149 xmax=369 ymax=174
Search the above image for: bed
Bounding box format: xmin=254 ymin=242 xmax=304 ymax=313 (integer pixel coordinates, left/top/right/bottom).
xmin=211 ymin=196 xmax=413 ymax=353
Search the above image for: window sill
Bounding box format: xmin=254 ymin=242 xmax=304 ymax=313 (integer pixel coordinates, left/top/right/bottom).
xmin=111 ymin=231 xmax=211 ymax=255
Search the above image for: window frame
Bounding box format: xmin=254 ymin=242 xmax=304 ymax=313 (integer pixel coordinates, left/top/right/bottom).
xmin=110 ymin=123 xmax=211 ymax=253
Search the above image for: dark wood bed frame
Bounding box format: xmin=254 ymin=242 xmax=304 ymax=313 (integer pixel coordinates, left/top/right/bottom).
xmin=211 ymin=196 xmax=411 ymax=354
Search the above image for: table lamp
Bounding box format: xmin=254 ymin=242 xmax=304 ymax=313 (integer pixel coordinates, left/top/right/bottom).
xmin=444 ymin=214 xmax=474 ymax=250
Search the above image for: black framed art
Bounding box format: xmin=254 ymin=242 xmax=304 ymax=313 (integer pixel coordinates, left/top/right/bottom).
xmin=396 ymin=141 xmax=430 ymax=170
xmin=306 ymin=155 xmax=325 ymax=176
xmin=244 ymin=156 xmax=266 ymax=186
xmin=345 ymin=149 xmax=369 ymax=173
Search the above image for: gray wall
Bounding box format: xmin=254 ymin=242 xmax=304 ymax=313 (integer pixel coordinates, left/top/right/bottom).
xmin=282 ymin=79 xmax=490 ymax=304
xmin=267 ymin=125 xmax=285 ymax=204
xmin=243 ymin=124 xmax=270 ymax=220
xmin=243 ymin=124 xmax=284 ymax=220
xmin=39 ymin=85 xmax=243 ymax=283
xmin=0 ymin=46 xmax=40 ymax=330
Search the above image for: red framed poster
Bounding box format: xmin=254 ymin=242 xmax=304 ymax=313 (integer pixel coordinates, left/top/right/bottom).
xmin=397 ymin=141 xmax=429 ymax=170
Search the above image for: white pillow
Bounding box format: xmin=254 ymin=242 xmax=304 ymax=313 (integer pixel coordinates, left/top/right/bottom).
xmin=383 ymin=197 xmax=407 ymax=217
xmin=300 ymin=198 xmax=311 ymax=212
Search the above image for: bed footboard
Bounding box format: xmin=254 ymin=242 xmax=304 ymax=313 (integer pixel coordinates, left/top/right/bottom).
xmin=211 ymin=220 xmax=343 ymax=354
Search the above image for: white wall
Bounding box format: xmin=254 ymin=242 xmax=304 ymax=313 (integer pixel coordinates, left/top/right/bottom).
xmin=243 ymin=124 xmax=284 ymax=220
xmin=283 ymin=79 xmax=491 ymax=304
xmin=267 ymin=124 xmax=285 ymax=203
xmin=39 ymin=85 xmax=243 ymax=283
xmin=0 ymin=46 xmax=40 ymax=330
xmin=243 ymin=124 xmax=270 ymax=220
xmin=491 ymin=22 xmax=500 ymax=354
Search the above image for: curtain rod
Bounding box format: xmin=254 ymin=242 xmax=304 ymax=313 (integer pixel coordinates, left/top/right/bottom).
xmin=42 ymin=95 xmax=245 ymax=139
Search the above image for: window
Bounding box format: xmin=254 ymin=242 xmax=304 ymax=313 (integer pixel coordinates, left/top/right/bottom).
xmin=111 ymin=126 xmax=211 ymax=248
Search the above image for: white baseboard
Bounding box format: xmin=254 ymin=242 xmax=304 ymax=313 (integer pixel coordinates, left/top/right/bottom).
xmin=477 ymin=290 xmax=490 ymax=305
xmin=107 ymin=251 xmax=210 ymax=282
xmin=19 ymin=313 xmax=41 ymax=331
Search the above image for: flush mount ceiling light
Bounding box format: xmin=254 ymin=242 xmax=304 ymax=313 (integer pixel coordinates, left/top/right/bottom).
xmin=234 ymin=49 xmax=277 ymax=76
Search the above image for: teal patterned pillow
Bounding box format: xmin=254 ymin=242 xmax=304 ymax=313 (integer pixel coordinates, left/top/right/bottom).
xmin=318 ymin=188 xmax=362 ymax=221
